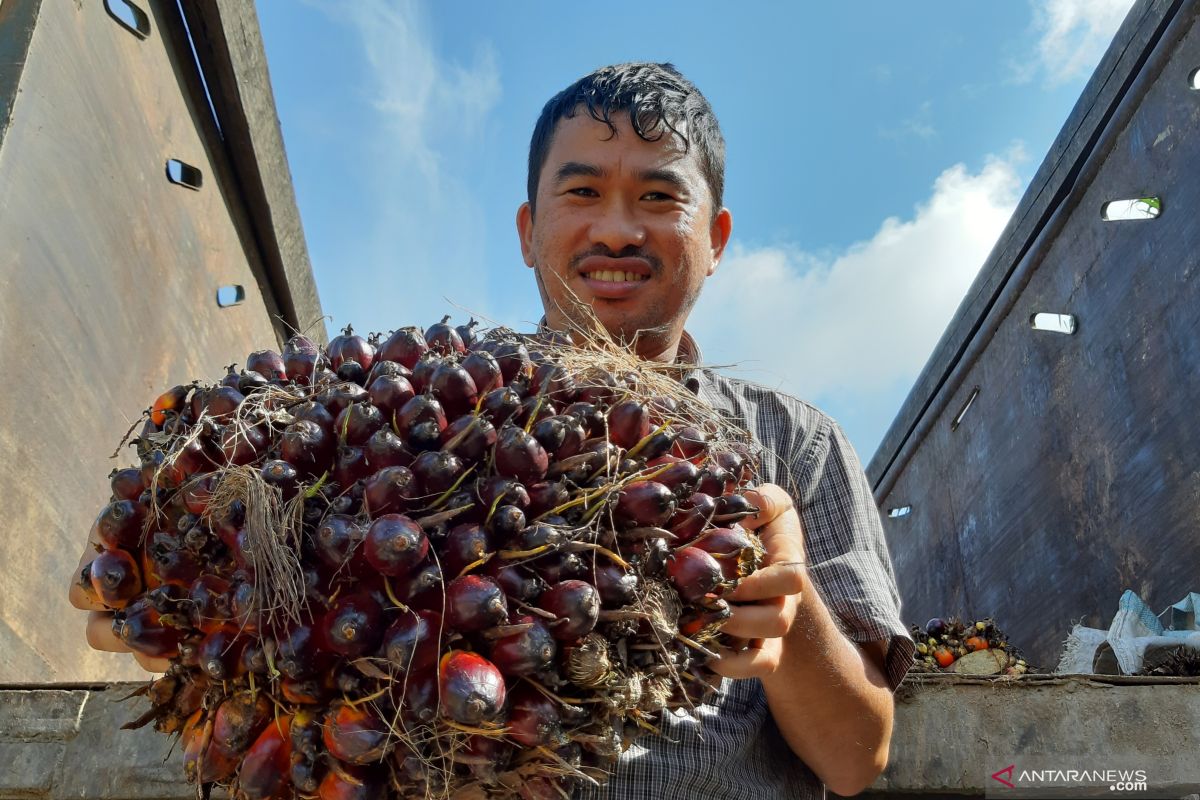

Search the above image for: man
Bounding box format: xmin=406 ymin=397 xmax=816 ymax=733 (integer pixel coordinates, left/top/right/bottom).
xmin=75 ymin=61 xmax=912 ymax=799
xmin=516 ymin=63 xmax=913 ymax=798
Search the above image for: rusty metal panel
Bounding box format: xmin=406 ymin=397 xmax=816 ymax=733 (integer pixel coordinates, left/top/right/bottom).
xmin=877 ymin=1 xmax=1200 ymax=667
xmin=0 ymin=0 xmax=287 ymax=680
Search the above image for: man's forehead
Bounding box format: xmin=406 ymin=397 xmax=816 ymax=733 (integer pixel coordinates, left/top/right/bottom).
xmin=548 ymin=110 xmax=692 ymax=164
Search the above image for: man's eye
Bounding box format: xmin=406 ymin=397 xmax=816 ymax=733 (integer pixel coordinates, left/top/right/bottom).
xmin=568 ymin=187 xmax=598 ymax=197
xmin=642 ymin=191 xmax=673 ymax=202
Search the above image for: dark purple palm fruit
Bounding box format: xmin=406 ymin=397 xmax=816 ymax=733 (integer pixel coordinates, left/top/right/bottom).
xmin=326 ymin=324 xmax=376 ymax=373
xmin=538 ymin=581 xmax=600 ymax=642
xmin=439 ymin=651 xmax=506 ymax=725
xmin=378 ymin=326 xmax=428 ymax=369
xmin=668 ymin=492 xmax=717 ymax=543
xmin=336 ymin=359 xmax=367 ymax=387
xmin=394 ymin=394 xmax=447 ymax=438
xmin=92 ymin=499 xmax=148 ymax=550
xmin=614 ymin=481 xmax=677 ymax=528
xmin=440 ymin=414 xmax=496 ymax=462
xmin=712 ymin=493 xmax=760 ymax=523
xmin=673 ymin=425 xmax=708 ymax=462
xmin=237 ymin=369 xmax=270 ymax=395
xmin=651 ymin=456 xmax=702 ymax=497
xmin=480 ymin=385 xmax=523 ymax=425
xmin=667 ymin=547 xmax=726 ymax=603
xmin=113 ymin=597 xmax=182 ymax=658
xmin=574 ymin=367 xmax=620 ymax=406
xmin=282 ymin=334 xmax=321 ymax=385
xmin=697 ymin=465 xmax=734 ymax=497
xmin=319 ymin=381 xmax=368 ymax=419
xmin=219 ymin=363 xmax=242 ymax=391
xmin=109 ymin=467 xmax=145 ymax=502
xmin=440 ymin=523 xmax=491 ymax=577
xmin=425 ymin=315 xmax=467 ymax=356
xmin=197 ymin=627 xmax=247 ymax=681
xmin=406 ymin=420 xmax=442 ymax=452
xmin=531 ymin=414 xmax=587 ymax=459
xmin=492 ymin=340 xmax=532 ymax=383
xmin=334 ymin=402 xmax=385 ymax=446
xmin=593 ymin=563 xmax=640 ymax=607
xmin=483 ymin=559 xmax=541 ymax=603
xmin=531 ymin=553 xmax=587 ymax=584
xmin=259 ymin=459 xmax=299 ymax=500
xmin=366 ymin=373 xmax=415 ymax=421
xmin=715 ymin=448 xmax=754 ymax=486
xmin=495 ymin=425 xmax=549 ymax=484
xmin=217 ymin=424 xmax=268 ymax=467
xmin=408 ymin=352 xmax=442 ymax=396
xmin=363 ymin=514 xmax=427 ymax=576
xmin=203 ymin=385 xmax=245 ymax=423
xmin=246 ymin=349 xmax=287 ymax=381
xmin=289 ymin=400 xmax=335 ymax=434
xmin=489 ymin=616 xmax=557 ymax=677
xmin=429 ymin=361 xmax=478 ymax=416
xmin=399 ymin=558 xmax=445 ymax=610
xmin=312 ymin=514 xmax=364 ymax=572
xmin=280 ymin=419 xmax=336 ymax=477
xmin=333 ymin=446 xmax=372 ymax=488
xmin=525 ymin=480 xmax=570 ymax=518
xmin=635 ymin=427 xmax=677 ymax=462
xmin=383 ymin=609 xmax=442 ymax=673
xmin=530 ymin=362 xmax=576 ymax=402
xmin=692 ymin=526 xmax=760 ymax=580
xmin=563 ymin=401 xmax=605 ymax=435
xmin=409 ymin=449 xmax=465 ymax=496
xmin=506 ymin=684 xmax=567 ymax=748
xmin=321 ymin=592 xmax=385 ymax=657
xmin=487 ymin=504 xmax=526 ymax=541
xmin=459 ymin=735 xmax=514 ymax=784
xmin=514 ymin=394 xmax=557 ymax=429
xmin=445 ymin=575 xmax=508 ymax=632
xmin=322 ymin=704 xmax=392 ymax=768
xmin=364 ymin=358 xmax=410 ymax=385
xmin=364 ymin=427 xmax=415 ymax=471
xmin=461 ymin=350 xmax=503 ymax=395
xmin=455 ymin=318 xmax=480 ymax=349
xmin=608 ymin=399 xmax=652 ymax=450
xmin=362 ymin=466 xmax=417 ymax=518
xmin=476 ymin=475 xmax=530 ymax=511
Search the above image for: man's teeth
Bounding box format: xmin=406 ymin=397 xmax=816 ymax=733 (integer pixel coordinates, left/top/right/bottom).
xmin=586 ymin=271 xmax=648 ymax=283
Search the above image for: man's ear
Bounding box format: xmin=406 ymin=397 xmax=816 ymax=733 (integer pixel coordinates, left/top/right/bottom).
xmin=516 ymin=202 xmax=536 ymax=268
xmin=707 ymin=207 xmax=733 ymax=277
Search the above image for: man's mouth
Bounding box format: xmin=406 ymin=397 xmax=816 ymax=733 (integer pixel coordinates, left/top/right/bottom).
xmin=581 ymin=270 xmax=650 ymax=283
xmin=574 ymin=256 xmax=654 ymax=299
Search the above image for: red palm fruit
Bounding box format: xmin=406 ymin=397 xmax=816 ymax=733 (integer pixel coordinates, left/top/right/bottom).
xmin=456 ymin=318 xmax=480 ymax=348
xmin=483 ymin=560 xmax=541 ymax=602
xmin=259 ymin=459 xmax=299 ymax=499
xmin=614 ymin=481 xmax=677 ymax=528
xmin=332 ymin=445 xmax=371 ymax=488
xmin=532 ymin=415 xmax=585 ymax=459
xmin=229 ymin=572 xmax=258 ymax=632
xmin=525 ymin=480 xmax=569 ymax=518
xmin=383 ymin=608 xmax=442 ymax=673
xmin=324 ymin=593 xmax=384 ymax=655
xmin=563 ymin=401 xmax=605 ymax=434
xmin=481 ymin=385 xmax=522 ymax=425
xmin=394 ymin=394 xmax=446 ymax=436
xmin=198 ymin=626 xmax=247 ymax=681
xmin=425 ymin=315 xmax=466 ymax=355
xmin=246 ymin=349 xmax=287 ymax=381
xmin=399 ymin=669 xmax=440 ymax=728
xmin=538 ymin=580 xmax=600 ymax=641
xmin=364 ymin=427 xmax=415 ymax=471
xmin=363 ymin=514 xmax=427 ymax=576
xmin=92 ymin=499 xmax=147 ymax=550
xmin=415 ymin=450 xmax=466 ymax=496
xmin=182 ymin=713 xmax=239 ymax=783
xmin=495 ymin=426 xmax=549 ymax=484
xmin=608 ymin=399 xmax=652 ymax=449
xmin=445 ymin=575 xmax=508 ymax=632
xmin=211 ymin=689 xmax=271 ymax=759
xmin=313 ymin=514 xmax=363 ymax=571
xmin=378 ymin=326 xmax=429 ymax=368
xmin=181 ymin=473 xmax=217 ymax=514
xmin=323 ymin=702 xmax=391 ymax=765
xmin=477 ymin=475 xmax=530 ymax=510
xmin=669 ymin=492 xmax=717 ymax=542
xmin=637 ymin=429 xmax=677 ymax=462
xmin=289 ymin=399 xmax=335 ymax=434
xmin=652 ymin=457 xmax=702 ymax=496
xmin=276 ymin=624 xmax=326 ymax=679
xmin=398 ymin=559 xmax=445 ymax=609
xmin=89 ymin=549 xmax=142 ymax=608
xmin=429 ymin=361 xmax=478 ymax=416
xmin=318 ymin=764 xmax=386 ymax=800
xmin=715 ymin=448 xmax=753 ymax=486
xmin=668 ymin=547 xmax=726 ymax=603
xmin=712 ymin=493 xmax=759 ymax=521
xmin=327 ymin=325 xmax=375 ymax=372
xmin=678 ymin=602 xmax=732 ymax=639
xmin=506 ymin=684 xmax=567 ymax=747
xmin=441 ymin=414 xmax=497 ymax=462
xmin=140 ymin=449 xmax=183 ymax=490
xmin=238 ymin=369 xmax=270 ymax=394
xmin=532 ymin=552 xmax=586 ymax=585
xmin=280 ymin=419 xmax=336 ymax=477
xmin=514 ymin=394 xmax=557 ymax=429
xmin=520 ymin=776 xmax=571 ymax=800
xmin=439 ymin=650 xmax=506 ymax=725
xmin=109 ymin=467 xmax=145 ymax=501
xmin=441 ymin=523 xmax=491 ymax=576
xmin=365 ymin=358 xmax=410 ymax=385
xmin=461 ymin=350 xmax=502 ymax=395
xmin=237 ymin=717 xmax=294 ymax=800
xmin=697 ymin=466 xmax=733 ymax=497
xmin=459 ymin=734 xmax=513 ymax=783
xmin=408 ymin=352 xmax=440 ymax=395
xmin=113 ymin=597 xmax=181 ymax=657
xmin=367 ymin=373 xmax=415 ymax=419
xmin=150 ymin=384 xmax=189 ymax=426
xmin=672 ymin=425 xmax=708 ymax=461
xmin=693 ymin=526 xmax=756 ymax=558
xmin=334 ymin=402 xmax=385 ymax=446
xmin=530 ymin=363 xmax=575 ymax=402
xmin=202 ymin=385 xmax=244 ymax=423
xmin=188 ymin=575 xmax=232 ymax=633
xmin=320 ymin=382 xmax=368 ymax=418
xmin=216 ymin=423 xmax=267 ymax=466
xmin=492 ymin=340 xmax=532 ymax=383
xmin=489 ymin=616 xmax=557 ymax=677
xmin=593 ymin=563 xmax=639 ymax=608
xmin=283 ymin=335 xmax=320 ymax=384
xmin=144 ymin=530 xmax=202 ymax=587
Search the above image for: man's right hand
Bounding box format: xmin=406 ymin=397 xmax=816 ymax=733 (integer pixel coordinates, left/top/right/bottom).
xmin=69 ymin=548 xmax=170 ymax=673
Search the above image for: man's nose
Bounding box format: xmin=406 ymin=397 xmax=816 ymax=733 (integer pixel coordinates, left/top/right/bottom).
xmin=588 ymin=201 xmax=646 ymax=252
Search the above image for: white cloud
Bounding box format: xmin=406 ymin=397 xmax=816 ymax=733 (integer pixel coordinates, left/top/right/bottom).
xmin=689 ymin=148 xmax=1026 ymax=453
xmin=1021 ymin=0 xmax=1134 ymax=86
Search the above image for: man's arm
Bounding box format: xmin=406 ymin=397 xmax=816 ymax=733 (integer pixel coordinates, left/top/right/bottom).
xmin=712 ymin=485 xmax=895 ymax=797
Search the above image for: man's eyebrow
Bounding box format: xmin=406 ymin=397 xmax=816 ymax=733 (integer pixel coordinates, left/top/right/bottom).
xmin=553 ymin=162 xmax=605 ymax=184
xmin=636 ymin=167 xmax=690 ymax=192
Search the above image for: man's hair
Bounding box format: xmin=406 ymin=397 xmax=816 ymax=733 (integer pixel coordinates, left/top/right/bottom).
xmin=526 ymin=62 xmax=725 ymax=219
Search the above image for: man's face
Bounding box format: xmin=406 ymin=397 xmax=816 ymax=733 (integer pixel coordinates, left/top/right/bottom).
xmin=517 ymin=111 xmax=732 ymax=359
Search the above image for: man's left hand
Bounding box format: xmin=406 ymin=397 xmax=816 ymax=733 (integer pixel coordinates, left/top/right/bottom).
xmin=709 ymin=483 xmax=807 ymax=679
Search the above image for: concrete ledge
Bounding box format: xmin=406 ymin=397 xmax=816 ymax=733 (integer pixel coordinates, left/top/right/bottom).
xmin=3 ymin=677 xmax=1199 ymax=798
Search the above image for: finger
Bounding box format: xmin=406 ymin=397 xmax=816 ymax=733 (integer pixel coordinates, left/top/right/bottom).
xmin=720 ymin=597 xmax=791 ymax=638
xmin=85 ymin=611 xmax=130 ymax=653
xmin=69 ymin=555 xmax=109 ymax=612
xmin=728 ymin=560 xmax=806 ymax=603
xmin=740 ymin=484 xmax=794 ymax=532
xmin=708 ymin=640 xmax=780 ymax=679
xmin=131 ymin=650 xmax=171 ymax=674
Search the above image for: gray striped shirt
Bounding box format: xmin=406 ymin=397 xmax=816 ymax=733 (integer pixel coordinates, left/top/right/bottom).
xmin=576 ymin=363 xmax=914 ymax=800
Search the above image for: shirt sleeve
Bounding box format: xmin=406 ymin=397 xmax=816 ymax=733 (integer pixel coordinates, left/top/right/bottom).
xmin=788 ymin=417 xmax=915 ymax=691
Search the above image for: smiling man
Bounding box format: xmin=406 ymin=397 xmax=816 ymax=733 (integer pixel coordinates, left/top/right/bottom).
xmin=517 ymin=63 xmax=914 ymax=799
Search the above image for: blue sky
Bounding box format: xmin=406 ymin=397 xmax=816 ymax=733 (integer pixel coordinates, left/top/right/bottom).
xmin=256 ymin=0 xmax=1133 ymax=463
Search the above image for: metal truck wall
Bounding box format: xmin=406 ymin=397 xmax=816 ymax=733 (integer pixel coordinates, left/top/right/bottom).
xmin=0 ymin=0 xmax=285 ymax=680
xmin=871 ymin=1 xmax=1200 ymax=668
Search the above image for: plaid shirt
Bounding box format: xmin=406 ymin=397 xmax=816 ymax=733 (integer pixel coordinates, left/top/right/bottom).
xmin=575 ymin=339 xmax=914 ymax=800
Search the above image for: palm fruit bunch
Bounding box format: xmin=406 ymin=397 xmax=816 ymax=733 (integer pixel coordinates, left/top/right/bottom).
xmin=77 ymin=316 xmax=766 ymax=799
xmin=910 ymin=617 xmax=1029 ymax=676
